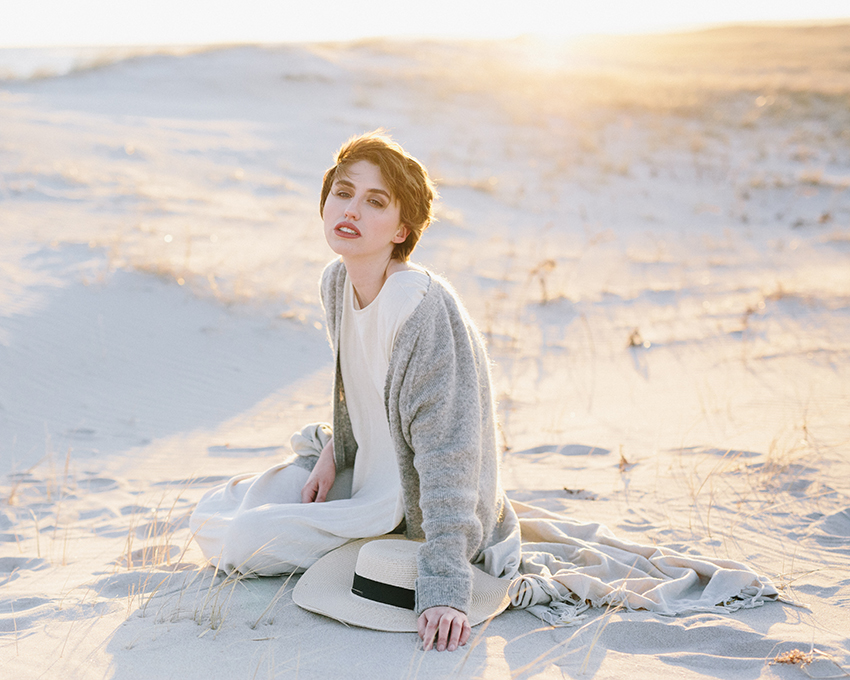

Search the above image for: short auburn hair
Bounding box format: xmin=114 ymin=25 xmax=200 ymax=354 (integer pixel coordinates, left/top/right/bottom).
xmin=319 ymin=131 xmax=437 ymax=262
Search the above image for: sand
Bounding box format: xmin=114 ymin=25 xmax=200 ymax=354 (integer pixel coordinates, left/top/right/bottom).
xmin=1 ymin=26 xmax=849 ymax=679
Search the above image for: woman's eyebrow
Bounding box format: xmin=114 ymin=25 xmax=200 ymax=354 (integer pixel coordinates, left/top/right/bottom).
xmin=333 ymin=178 xmax=391 ymax=200
xmin=366 ymin=187 xmax=391 ymax=200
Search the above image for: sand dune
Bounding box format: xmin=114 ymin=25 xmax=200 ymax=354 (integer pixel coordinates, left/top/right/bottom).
xmin=1 ymin=26 xmax=849 ymax=679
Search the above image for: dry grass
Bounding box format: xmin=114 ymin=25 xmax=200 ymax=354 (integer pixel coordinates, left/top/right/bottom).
xmin=770 ymin=647 xmax=850 ymax=678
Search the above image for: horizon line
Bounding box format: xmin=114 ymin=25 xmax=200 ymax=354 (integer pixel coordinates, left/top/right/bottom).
xmin=3 ymin=18 xmax=849 ymax=50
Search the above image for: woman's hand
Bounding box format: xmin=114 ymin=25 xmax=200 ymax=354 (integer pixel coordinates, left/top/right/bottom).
xmin=301 ymin=439 xmax=336 ymax=503
xmin=417 ymin=607 xmax=471 ymax=652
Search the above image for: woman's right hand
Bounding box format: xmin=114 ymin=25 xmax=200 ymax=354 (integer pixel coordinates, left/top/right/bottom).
xmin=301 ymin=438 xmax=336 ymax=503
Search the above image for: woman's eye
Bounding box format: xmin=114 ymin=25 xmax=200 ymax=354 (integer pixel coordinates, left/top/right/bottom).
xmin=334 ymin=190 xmax=351 ymax=198
xmin=368 ymin=199 xmax=384 ymax=207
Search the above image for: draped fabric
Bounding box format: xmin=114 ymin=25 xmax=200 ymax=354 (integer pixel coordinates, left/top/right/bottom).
xmin=506 ymin=501 xmax=780 ymax=626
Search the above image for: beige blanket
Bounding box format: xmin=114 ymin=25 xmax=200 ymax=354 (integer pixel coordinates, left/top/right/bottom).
xmin=508 ymin=501 xmax=780 ymax=626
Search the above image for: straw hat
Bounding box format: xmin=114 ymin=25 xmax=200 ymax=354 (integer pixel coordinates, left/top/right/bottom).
xmin=292 ymin=535 xmax=512 ymax=631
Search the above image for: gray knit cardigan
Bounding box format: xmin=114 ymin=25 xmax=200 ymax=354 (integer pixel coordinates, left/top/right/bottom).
xmin=320 ymin=259 xmax=507 ymax=615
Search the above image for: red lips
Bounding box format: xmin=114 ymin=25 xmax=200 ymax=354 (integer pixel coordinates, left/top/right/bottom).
xmin=334 ymin=221 xmax=361 ymax=238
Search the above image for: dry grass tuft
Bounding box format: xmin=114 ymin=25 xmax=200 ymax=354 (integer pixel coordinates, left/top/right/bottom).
xmin=770 ymin=648 xmax=850 ymax=678
xmin=774 ymin=648 xmax=815 ymax=665
xmin=529 ymin=259 xmax=557 ymax=304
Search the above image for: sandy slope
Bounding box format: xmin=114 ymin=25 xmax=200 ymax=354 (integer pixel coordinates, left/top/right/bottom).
xmin=1 ymin=28 xmax=849 ymax=679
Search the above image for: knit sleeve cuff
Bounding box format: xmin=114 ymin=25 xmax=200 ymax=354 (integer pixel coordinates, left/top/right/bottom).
xmin=415 ymin=575 xmax=472 ymax=615
xmin=289 ymin=455 xmax=317 ymax=472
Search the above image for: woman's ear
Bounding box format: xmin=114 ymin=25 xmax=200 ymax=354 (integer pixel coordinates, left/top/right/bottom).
xmin=392 ymin=225 xmax=411 ymax=244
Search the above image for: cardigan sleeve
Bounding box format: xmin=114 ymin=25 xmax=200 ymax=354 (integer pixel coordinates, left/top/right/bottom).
xmin=391 ymin=292 xmax=494 ymax=614
xmin=320 ymin=259 xmax=359 ymax=471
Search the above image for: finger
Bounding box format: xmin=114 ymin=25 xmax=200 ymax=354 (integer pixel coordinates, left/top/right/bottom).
xmin=315 ymin=481 xmax=328 ymax=503
xmin=447 ymin=617 xmax=463 ymax=652
xmin=423 ymin=616 xmax=439 ymax=651
xmin=436 ymin=614 xmax=453 ymax=651
xmin=300 ymin=480 xmax=317 ymax=503
xmin=417 ymin=612 xmax=427 ymax=641
xmin=459 ymin=619 xmax=471 ymax=648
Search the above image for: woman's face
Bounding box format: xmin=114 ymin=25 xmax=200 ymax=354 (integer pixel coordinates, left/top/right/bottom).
xmin=323 ymin=160 xmax=409 ymax=263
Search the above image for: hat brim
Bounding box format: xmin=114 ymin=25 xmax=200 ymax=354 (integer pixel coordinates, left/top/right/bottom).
xmin=292 ymin=535 xmax=512 ymax=632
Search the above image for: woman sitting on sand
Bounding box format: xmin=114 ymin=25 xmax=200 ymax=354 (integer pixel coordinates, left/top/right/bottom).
xmin=190 ymin=131 xmax=521 ymax=652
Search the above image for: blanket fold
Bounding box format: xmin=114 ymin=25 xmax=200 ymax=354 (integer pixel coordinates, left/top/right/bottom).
xmin=508 ymin=500 xmax=779 ymax=626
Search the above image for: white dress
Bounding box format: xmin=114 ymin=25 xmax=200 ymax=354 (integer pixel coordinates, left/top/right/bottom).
xmin=189 ymin=269 xmax=429 ymax=575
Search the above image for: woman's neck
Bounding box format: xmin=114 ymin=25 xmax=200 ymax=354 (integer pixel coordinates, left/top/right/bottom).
xmin=344 ymin=256 xmax=410 ymax=308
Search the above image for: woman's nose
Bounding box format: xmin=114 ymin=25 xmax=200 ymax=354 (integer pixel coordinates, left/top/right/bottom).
xmin=344 ymin=199 xmax=359 ymax=219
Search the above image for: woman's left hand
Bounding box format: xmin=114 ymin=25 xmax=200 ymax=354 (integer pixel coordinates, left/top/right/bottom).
xmin=301 ymin=439 xmax=336 ymax=503
xmin=417 ymin=606 xmax=470 ymax=651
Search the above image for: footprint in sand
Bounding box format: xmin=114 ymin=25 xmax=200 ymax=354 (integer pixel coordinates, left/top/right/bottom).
xmin=0 ymin=596 xmax=54 ymax=633
xmin=0 ymin=556 xmax=49 ymax=585
xmin=120 ymin=504 xmax=150 ymax=516
xmin=131 ymin=514 xmax=192 ymax=540
xmin=90 ymin=567 xmax=192 ymax=599
xmin=76 ymin=477 xmax=120 ymax=492
xmin=0 ymin=509 xmax=18 ymax=543
xmin=77 ymin=507 xmax=119 ymax=521
xmin=0 ymin=594 xmax=114 ymax=633
xmin=114 ymin=544 xmax=182 ymax=568
xmin=676 ymin=446 xmax=760 ymax=458
xmin=512 ymin=444 xmax=611 ymax=456
xmin=812 ymin=508 xmax=850 ymax=552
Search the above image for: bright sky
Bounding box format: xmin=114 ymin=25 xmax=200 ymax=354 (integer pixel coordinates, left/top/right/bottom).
xmin=3 ymin=0 xmax=850 ymax=47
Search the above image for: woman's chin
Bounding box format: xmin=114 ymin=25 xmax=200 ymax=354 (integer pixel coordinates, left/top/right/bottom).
xmin=324 ymin=235 xmax=351 ymax=256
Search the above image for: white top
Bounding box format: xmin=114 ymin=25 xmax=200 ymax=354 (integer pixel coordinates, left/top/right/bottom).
xmin=188 ymin=263 xmax=521 ymax=579
xmin=339 ymin=268 xmax=430 ymax=533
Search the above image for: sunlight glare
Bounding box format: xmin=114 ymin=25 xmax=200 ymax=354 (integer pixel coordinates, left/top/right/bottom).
xmin=2 ymin=0 xmax=849 ymax=46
